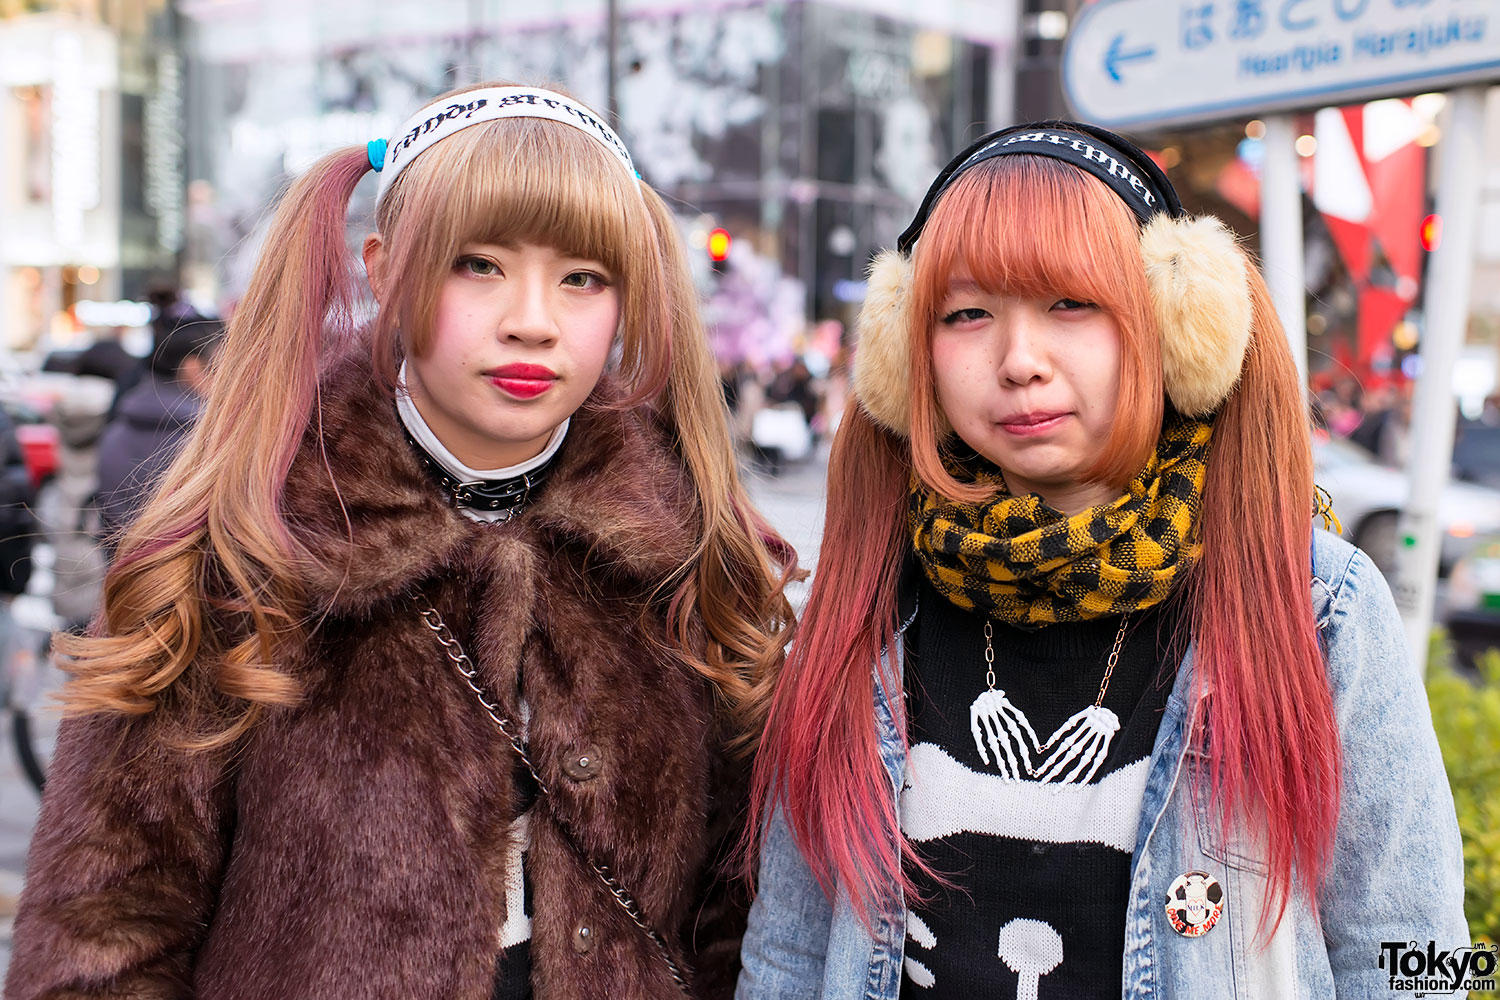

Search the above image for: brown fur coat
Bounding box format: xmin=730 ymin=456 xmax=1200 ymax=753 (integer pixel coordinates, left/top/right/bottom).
xmin=6 ymin=353 xmax=751 ymax=999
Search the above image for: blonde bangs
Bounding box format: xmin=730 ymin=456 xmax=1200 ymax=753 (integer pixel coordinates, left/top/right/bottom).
xmin=908 ymin=155 xmax=1163 ymax=494
xmin=422 ymin=118 xmax=646 ymax=271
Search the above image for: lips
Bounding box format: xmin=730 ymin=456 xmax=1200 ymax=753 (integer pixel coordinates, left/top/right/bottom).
xmin=997 ymin=411 xmax=1070 ymax=437
xmin=486 ymin=363 xmax=557 ymax=399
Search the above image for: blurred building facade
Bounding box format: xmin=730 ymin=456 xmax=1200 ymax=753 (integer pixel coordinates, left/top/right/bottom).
xmin=1 ymin=0 xmax=185 ymax=349
xmin=175 ymin=0 xmax=1017 ymax=360
xmin=8 ymin=0 xmax=1494 ymax=396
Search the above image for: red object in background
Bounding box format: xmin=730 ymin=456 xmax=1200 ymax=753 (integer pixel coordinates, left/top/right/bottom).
xmin=1366 ymin=138 xmax=1426 ymax=283
xmin=1420 ymin=213 xmax=1442 ymax=252
xmin=15 ymin=423 xmax=59 ymax=490
xmin=1358 ymin=286 xmax=1411 ymax=372
xmin=1215 ymin=157 xmax=1261 ymax=219
xmin=707 ymin=228 xmax=731 ymax=262
xmin=1307 ymin=101 xmax=1427 ymax=378
xmin=1316 ymin=108 xmax=1373 ymax=285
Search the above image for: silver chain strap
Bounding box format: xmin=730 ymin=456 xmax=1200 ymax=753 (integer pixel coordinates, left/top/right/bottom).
xmin=418 ymin=604 xmax=693 ymax=996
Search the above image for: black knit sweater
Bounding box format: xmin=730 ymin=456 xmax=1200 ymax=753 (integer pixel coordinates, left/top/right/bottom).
xmin=898 ymin=573 xmax=1186 ymax=998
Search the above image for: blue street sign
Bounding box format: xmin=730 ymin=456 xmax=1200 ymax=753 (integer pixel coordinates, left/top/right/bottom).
xmin=1064 ymin=0 xmax=1500 ymax=129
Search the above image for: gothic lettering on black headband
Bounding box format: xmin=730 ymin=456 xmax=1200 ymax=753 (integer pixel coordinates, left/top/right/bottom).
xmin=896 ymin=120 xmax=1182 ymax=252
xmin=996 ymin=131 xmax=1156 ymax=209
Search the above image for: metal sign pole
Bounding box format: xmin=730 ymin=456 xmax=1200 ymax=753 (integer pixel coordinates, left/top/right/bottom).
xmin=1259 ymin=115 xmax=1308 ymax=388
xmin=1395 ymin=85 xmax=1487 ymax=673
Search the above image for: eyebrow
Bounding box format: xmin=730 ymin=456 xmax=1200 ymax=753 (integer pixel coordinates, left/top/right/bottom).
xmin=461 ymin=241 xmax=603 ymax=266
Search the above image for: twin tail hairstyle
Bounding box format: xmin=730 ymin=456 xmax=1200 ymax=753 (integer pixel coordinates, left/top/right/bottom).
xmin=57 ymin=81 xmax=798 ymax=753
xmin=747 ymin=121 xmax=1341 ymax=942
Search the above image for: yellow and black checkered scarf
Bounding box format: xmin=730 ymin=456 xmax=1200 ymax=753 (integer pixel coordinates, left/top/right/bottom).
xmin=908 ymin=414 xmax=1213 ymax=626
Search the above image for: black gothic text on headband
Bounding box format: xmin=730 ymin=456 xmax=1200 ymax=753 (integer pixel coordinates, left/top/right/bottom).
xmin=896 ymin=120 xmax=1185 ymax=253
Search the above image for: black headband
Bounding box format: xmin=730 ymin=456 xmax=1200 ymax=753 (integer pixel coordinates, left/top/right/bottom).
xmin=895 ymin=120 xmax=1184 ymax=254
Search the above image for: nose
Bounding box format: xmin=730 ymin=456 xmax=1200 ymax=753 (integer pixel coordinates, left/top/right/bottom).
xmin=995 ymin=307 xmax=1053 ymax=387
xmin=498 ymin=272 xmax=559 ymax=347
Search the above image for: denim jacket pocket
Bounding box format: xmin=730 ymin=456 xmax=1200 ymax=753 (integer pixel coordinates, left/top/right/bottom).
xmin=1187 ymin=748 xmax=1270 ymax=877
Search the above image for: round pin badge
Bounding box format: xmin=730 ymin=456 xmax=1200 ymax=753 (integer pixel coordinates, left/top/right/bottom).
xmin=1165 ymin=871 xmax=1224 ymax=937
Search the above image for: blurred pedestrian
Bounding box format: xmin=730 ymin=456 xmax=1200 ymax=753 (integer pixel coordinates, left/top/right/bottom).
xmin=0 ymin=404 xmax=37 ymax=599
xmin=9 ymin=83 xmax=795 ymax=1000
xmin=719 ymin=356 xmax=743 ymax=415
xmin=0 ymin=404 xmax=36 ymax=773
xmin=1481 ymin=390 xmax=1500 ymax=427
xmin=37 ymin=370 xmax=114 ymax=631
xmin=739 ymin=121 xmax=1465 ymax=999
xmin=1316 ymin=376 xmax=1363 ymax=440
xmin=767 ymin=358 xmax=819 ymax=429
xmin=72 ymin=326 xmax=139 ymax=387
xmin=95 ymin=316 xmax=223 ymax=560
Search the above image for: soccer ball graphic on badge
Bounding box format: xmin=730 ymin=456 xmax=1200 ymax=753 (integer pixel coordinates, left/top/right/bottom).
xmin=1165 ymin=871 xmax=1224 ymax=937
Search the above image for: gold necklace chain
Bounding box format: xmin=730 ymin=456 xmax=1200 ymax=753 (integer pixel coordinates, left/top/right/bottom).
xmin=984 ymin=612 xmax=1131 ymax=710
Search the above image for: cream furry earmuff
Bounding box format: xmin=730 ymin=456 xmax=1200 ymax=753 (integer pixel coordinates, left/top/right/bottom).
xmin=852 ymin=122 xmax=1253 ymax=437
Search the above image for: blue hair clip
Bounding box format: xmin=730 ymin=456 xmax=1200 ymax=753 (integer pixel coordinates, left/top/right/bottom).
xmin=367 ymin=138 xmax=388 ymax=173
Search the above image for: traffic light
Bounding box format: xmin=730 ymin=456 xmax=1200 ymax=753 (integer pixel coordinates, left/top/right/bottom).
xmin=708 ymin=227 xmax=731 ymax=273
xmin=1420 ymin=214 xmax=1442 ymax=253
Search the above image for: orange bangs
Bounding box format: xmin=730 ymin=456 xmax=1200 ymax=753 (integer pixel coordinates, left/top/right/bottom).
xmin=907 ymin=155 xmax=1164 ymax=499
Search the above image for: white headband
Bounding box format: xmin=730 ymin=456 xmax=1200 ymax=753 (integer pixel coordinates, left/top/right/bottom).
xmin=370 ymin=86 xmax=639 ymax=203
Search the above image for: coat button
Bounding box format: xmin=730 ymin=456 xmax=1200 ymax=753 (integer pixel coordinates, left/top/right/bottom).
xmin=572 ymin=923 xmax=596 ymax=954
xmin=563 ymin=745 xmax=603 ymax=781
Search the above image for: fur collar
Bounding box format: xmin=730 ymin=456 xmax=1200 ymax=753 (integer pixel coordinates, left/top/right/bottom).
xmin=282 ymin=350 xmax=700 ymax=614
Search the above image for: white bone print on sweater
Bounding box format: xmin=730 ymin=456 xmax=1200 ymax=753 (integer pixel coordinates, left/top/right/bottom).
xmin=904 ymin=912 xmax=937 ymax=988
xmin=903 ymin=910 xmax=1067 ymax=997
xmin=900 ymin=742 xmax=1149 ymax=850
xmin=971 ymin=690 xmax=1120 ymax=785
xmin=998 ymin=919 xmax=1064 ymax=1000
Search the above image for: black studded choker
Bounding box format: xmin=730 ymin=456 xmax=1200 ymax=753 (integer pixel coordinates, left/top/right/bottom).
xmin=401 ymin=425 xmax=553 ymax=518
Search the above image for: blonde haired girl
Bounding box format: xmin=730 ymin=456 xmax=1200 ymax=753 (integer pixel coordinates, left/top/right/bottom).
xmin=8 ymin=84 xmax=794 ymax=1000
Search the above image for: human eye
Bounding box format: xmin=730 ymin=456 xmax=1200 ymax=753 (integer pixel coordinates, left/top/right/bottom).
xmin=940 ymin=306 xmax=990 ymax=325
xmin=455 ymin=255 xmax=500 ymax=277
xmin=561 ymin=270 xmax=611 ymax=290
xmin=1050 ymin=297 xmax=1096 ymax=311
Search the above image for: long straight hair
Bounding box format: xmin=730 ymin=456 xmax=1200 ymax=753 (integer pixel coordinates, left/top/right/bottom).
xmin=747 ymin=156 xmax=1339 ymax=932
xmin=58 ymin=82 xmax=796 ymax=750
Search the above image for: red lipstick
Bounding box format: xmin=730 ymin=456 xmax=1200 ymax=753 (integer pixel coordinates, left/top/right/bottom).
xmin=487 ymin=363 xmax=557 ymax=400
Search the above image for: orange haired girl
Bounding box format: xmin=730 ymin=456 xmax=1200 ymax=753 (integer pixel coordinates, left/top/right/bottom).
xmin=738 ymin=121 xmax=1466 ymax=999
xmin=8 ymin=84 xmax=794 ymax=1000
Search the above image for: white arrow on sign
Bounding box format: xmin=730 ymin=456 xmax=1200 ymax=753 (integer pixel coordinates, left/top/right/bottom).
xmin=1064 ymin=0 xmax=1500 ymax=130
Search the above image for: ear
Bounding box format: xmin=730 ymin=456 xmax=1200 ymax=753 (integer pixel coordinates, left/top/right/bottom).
xmin=362 ymin=233 xmax=389 ymax=305
xmin=852 ymin=249 xmax=915 ymax=436
xmin=1141 ymin=215 xmax=1252 ymax=417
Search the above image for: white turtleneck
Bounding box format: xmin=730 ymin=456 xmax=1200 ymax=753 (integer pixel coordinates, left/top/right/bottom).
xmin=396 ymin=361 xmax=569 ymax=523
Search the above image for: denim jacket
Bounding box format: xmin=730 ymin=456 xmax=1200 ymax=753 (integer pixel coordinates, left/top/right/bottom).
xmin=738 ymin=530 xmax=1468 ymax=999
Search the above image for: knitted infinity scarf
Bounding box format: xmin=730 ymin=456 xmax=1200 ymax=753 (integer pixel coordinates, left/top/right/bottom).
xmin=909 ymin=414 xmax=1213 ymax=625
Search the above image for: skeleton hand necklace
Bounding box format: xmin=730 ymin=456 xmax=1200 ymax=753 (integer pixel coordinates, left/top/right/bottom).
xmin=969 ymin=614 xmax=1129 ymax=786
